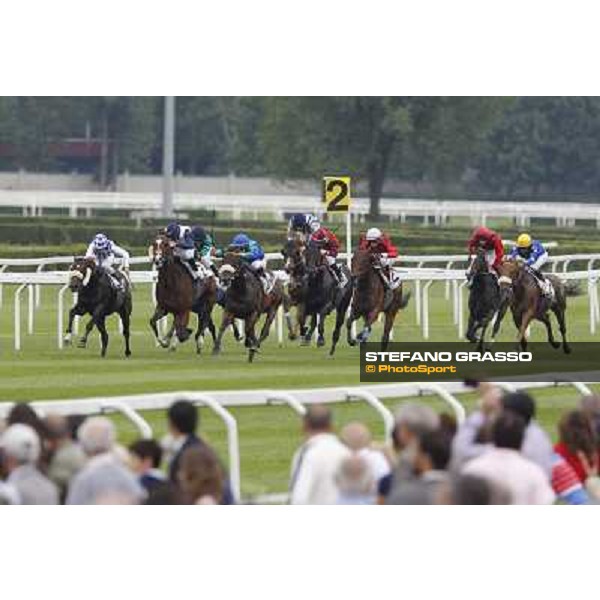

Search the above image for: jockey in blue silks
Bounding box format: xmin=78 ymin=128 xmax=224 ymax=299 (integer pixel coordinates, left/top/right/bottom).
xmin=509 ymin=233 xmax=552 ymax=295
xmin=287 ymin=213 xmax=318 ymax=242
xmin=229 ymin=233 xmax=270 ymax=292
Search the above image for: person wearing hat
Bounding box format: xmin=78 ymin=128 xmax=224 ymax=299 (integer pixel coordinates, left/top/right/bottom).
xmin=509 ymin=233 xmax=552 ymax=295
xmin=0 ymin=423 xmax=59 ymax=505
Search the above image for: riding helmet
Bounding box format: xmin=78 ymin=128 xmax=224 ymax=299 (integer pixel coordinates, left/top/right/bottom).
xmin=291 ymin=214 xmax=306 ymax=229
xmin=366 ymin=227 xmax=382 ymax=241
xmin=191 ymin=226 xmax=206 ymax=243
xmin=231 ymin=233 xmax=250 ymax=247
xmin=165 ymin=223 xmax=180 ymax=240
xmin=93 ymin=233 xmax=110 ymax=250
xmin=517 ymin=233 xmax=532 ymax=248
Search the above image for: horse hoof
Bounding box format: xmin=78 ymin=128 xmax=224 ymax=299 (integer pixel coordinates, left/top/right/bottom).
xmin=348 ymin=339 xmax=357 ymax=347
xmin=77 ymin=339 xmax=87 ymax=349
xmin=158 ymin=340 xmax=169 ymax=349
xmin=169 ymin=346 xmax=177 ymax=353
xmin=125 ymin=350 xmax=131 ymax=358
xmin=63 ymin=336 xmax=72 ymax=346
xmin=550 ymin=341 xmax=561 ymax=349
xmin=317 ymin=337 xmax=325 ymax=347
xmin=564 ymin=345 xmax=572 ymax=354
xmin=212 ymin=348 xmax=221 ymax=356
xmin=288 ymin=333 xmax=298 ymax=341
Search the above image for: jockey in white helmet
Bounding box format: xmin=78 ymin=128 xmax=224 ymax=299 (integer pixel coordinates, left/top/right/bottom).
xmin=358 ymin=227 xmax=400 ymax=304
xmin=85 ymin=233 xmax=130 ymax=289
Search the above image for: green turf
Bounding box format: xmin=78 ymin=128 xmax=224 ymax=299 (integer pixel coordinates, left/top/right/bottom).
xmin=0 ymin=279 xmax=597 ymax=496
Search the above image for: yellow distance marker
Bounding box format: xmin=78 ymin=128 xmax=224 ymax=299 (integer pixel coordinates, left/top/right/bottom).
xmin=322 ymin=176 xmax=351 ymax=212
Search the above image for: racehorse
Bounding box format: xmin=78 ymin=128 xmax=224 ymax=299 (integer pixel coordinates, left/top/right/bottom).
xmin=148 ymin=233 xmax=198 ymax=348
xmin=212 ymin=253 xmax=284 ymax=362
xmin=345 ymin=248 xmax=410 ymax=353
xmin=282 ymin=233 xmax=308 ymax=340
xmin=64 ymin=257 xmax=132 ymax=357
xmin=494 ymin=257 xmax=572 ymax=353
xmin=465 ymin=247 xmax=503 ymax=351
xmin=301 ymin=241 xmax=353 ymax=356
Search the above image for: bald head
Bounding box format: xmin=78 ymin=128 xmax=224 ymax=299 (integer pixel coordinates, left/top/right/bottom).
xmin=303 ymin=405 xmax=332 ymax=434
xmin=340 ymin=422 xmax=372 ymax=451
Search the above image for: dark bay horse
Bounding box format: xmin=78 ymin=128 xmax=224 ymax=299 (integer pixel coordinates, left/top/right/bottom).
xmin=64 ymin=257 xmax=132 ymax=357
xmin=212 ymin=253 xmax=284 ymax=362
xmin=345 ymin=249 xmax=410 ymax=353
xmin=301 ymin=242 xmax=353 ymax=355
xmin=495 ymin=258 xmax=572 ymax=353
xmin=465 ymin=247 xmax=502 ymax=351
xmin=282 ymin=234 xmax=308 ymax=340
xmin=148 ymin=234 xmax=197 ymax=347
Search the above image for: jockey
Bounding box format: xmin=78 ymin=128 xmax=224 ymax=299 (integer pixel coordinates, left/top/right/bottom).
xmin=229 ymin=233 xmax=270 ymax=292
xmin=287 ymin=213 xmax=318 ymax=241
xmin=358 ymin=227 xmax=399 ymax=295
xmin=190 ymin=225 xmax=219 ymax=277
xmin=85 ymin=233 xmax=130 ymax=289
xmin=308 ymin=219 xmax=346 ymax=287
xmin=467 ymin=225 xmax=504 ymax=282
xmin=510 ymin=233 xmax=551 ymax=292
xmin=165 ymin=222 xmax=199 ymax=281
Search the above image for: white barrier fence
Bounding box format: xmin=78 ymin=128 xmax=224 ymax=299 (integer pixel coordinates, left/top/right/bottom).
xmin=2 ymin=266 xmax=599 ymax=351
xmin=0 ymin=380 xmax=594 ymax=502
xmin=4 ymin=190 xmax=600 ymax=227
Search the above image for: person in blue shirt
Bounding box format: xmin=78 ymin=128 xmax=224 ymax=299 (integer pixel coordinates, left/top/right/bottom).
xmin=509 ymin=233 xmax=552 ymax=295
xmin=229 ymin=233 xmax=270 ymax=292
xmin=164 ymin=222 xmax=199 ymax=280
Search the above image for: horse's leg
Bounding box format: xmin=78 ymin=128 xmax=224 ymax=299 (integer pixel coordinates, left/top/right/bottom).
xmin=259 ymin=306 xmax=277 ymax=344
xmin=175 ymin=310 xmax=192 ymax=343
xmin=213 ymin=311 xmax=234 ymax=355
xmin=539 ymin=312 xmax=560 ymax=349
xmin=245 ymin=312 xmax=260 ymax=362
xmin=381 ymin=309 xmax=398 ymax=351
xmin=195 ymin=311 xmax=206 ymax=355
xmin=65 ymin=304 xmax=86 ymax=345
xmin=303 ymin=313 xmax=317 ymax=345
xmin=491 ymin=299 xmax=510 ymax=341
xmin=316 ymin=310 xmax=326 ymax=347
xmin=119 ymin=306 xmax=132 ymax=357
xmin=330 ymin=286 xmax=353 ymax=356
xmin=552 ymin=304 xmax=571 ymax=354
xmin=149 ymin=306 xmax=169 ymax=348
xmin=517 ymin=308 xmax=535 ymax=351
xmin=358 ymin=310 xmax=378 ymax=344
xmin=93 ymin=313 xmax=109 ymax=358
xmin=346 ymin=306 xmax=360 ymax=346
xmin=465 ymin=312 xmax=479 ymax=343
xmin=77 ymin=317 xmax=96 ymax=348
xmin=297 ymin=304 xmax=308 ymax=340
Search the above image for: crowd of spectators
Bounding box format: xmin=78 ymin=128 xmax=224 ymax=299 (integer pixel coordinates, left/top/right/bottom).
xmin=1 ymin=386 xmax=599 ymax=504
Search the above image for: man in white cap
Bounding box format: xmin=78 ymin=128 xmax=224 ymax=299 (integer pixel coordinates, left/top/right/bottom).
xmin=0 ymin=423 xmax=59 ymax=504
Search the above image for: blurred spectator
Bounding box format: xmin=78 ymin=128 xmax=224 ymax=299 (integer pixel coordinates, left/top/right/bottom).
xmin=165 ymin=399 xmax=234 ymax=504
xmin=452 ymin=388 xmax=553 ymax=476
xmin=0 ymin=424 xmax=59 ymax=504
xmin=44 ymin=414 xmax=86 ymax=501
xmin=438 ymin=474 xmax=496 ymax=505
xmin=378 ymin=403 xmax=440 ymax=502
xmin=335 ymin=455 xmax=374 ymax=504
xmin=143 ymin=481 xmax=184 ymax=505
xmin=339 ymin=422 xmax=391 ymax=489
xmin=129 ymin=439 xmax=166 ymax=493
xmin=289 ymin=405 xmax=350 ymax=505
xmin=555 ymin=410 xmax=600 ymax=484
xmin=66 ymin=417 xmax=145 ymax=505
xmin=551 ymin=452 xmax=590 ymax=505
xmin=387 ymin=429 xmax=451 ymax=504
xmin=462 ymin=411 xmax=555 ymax=504
xmin=0 ymin=480 xmax=20 ymax=505
xmin=179 ymin=445 xmax=225 ymax=504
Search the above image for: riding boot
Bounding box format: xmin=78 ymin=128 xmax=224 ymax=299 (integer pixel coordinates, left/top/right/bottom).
xmin=183 ymin=259 xmax=199 ymax=282
xmin=210 ymin=263 xmax=219 ymax=278
xmin=254 ymin=267 xmax=269 ymax=293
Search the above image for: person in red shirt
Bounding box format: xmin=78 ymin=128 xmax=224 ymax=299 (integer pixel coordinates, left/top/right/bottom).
xmin=308 ymin=220 xmax=346 ymax=287
xmin=358 ymin=227 xmax=399 ymax=300
xmin=466 ymin=226 xmax=505 ymax=284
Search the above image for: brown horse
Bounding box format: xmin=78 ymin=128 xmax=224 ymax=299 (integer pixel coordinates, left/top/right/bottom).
xmin=213 ymin=253 xmax=284 ymax=362
xmin=495 ymin=258 xmax=571 ymax=353
xmin=148 ymin=234 xmax=197 ymax=347
xmin=346 ymin=249 xmax=410 ymax=351
xmin=282 ymin=233 xmax=308 ymax=340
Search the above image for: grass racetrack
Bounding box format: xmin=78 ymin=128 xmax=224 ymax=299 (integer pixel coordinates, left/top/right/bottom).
xmin=1 ymin=278 xmax=597 ymax=497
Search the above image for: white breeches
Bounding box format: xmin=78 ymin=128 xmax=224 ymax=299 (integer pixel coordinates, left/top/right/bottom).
xmin=251 ymin=259 xmax=266 ymax=271
xmin=325 ymin=255 xmax=336 ymax=267
xmin=175 ymin=247 xmax=195 ymax=261
xmin=98 ymin=255 xmax=115 ymax=271
xmin=380 ymin=256 xmax=393 ymax=268
xmin=530 ymin=253 xmax=548 ymax=271
xmin=200 ymin=255 xmax=214 ymax=268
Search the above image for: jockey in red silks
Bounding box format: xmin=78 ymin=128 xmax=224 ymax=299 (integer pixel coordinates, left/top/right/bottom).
xmin=308 ymin=219 xmax=346 ymax=287
xmin=467 ymin=226 xmax=505 ymax=280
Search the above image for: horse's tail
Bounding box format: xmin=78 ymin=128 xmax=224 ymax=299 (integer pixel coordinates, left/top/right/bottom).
xmin=562 ymin=280 xmax=583 ymax=297
xmin=399 ymin=288 xmax=411 ymax=309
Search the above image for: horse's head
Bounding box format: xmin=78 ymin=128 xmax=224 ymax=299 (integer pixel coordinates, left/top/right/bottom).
xmin=68 ymin=257 xmax=96 ymax=292
xmin=149 ymin=233 xmax=175 ymax=268
xmin=470 ymin=246 xmax=491 ymax=276
xmin=283 ymin=236 xmax=306 ymax=276
xmin=496 ymin=257 xmax=522 ymax=296
xmin=305 ymin=241 xmax=326 ymax=272
xmin=351 ymin=249 xmax=373 ymax=278
xmin=218 ymin=252 xmax=243 ymax=290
